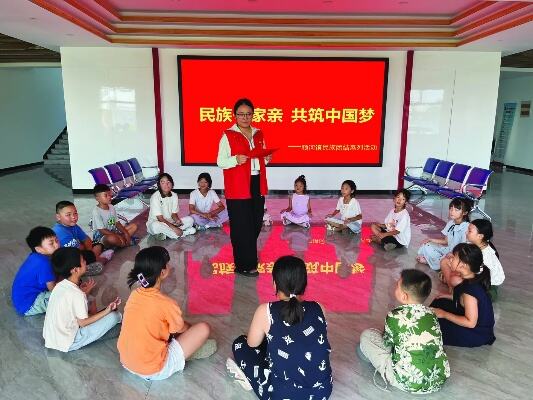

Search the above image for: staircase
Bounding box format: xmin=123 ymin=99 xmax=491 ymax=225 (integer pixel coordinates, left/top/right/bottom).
xmin=43 ymin=128 xmax=72 ymax=187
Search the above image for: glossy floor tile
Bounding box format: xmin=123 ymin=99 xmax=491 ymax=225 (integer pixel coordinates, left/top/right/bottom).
xmin=0 ymin=167 xmax=532 ymax=399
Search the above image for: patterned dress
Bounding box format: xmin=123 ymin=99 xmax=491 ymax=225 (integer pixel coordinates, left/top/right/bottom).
xmin=384 ymin=304 xmax=450 ymax=393
xmin=417 ymin=220 xmax=469 ymax=270
xmin=281 ymin=194 xmax=311 ymax=226
xmin=232 ymin=301 xmax=332 ymax=400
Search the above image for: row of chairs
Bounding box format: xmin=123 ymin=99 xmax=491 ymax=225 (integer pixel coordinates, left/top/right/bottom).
xmin=404 ymin=158 xmax=493 ymax=220
xmin=88 ymin=158 xmax=159 ymax=204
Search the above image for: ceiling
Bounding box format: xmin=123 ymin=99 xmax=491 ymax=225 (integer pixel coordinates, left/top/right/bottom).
xmin=0 ymin=0 xmax=531 ymax=57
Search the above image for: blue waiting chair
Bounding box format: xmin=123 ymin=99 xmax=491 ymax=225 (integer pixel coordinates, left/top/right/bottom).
xmin=104 ymin=163 xmax=151 ymax=193
xmin=437 ymin=167 xmax=493 ymax=220
xmin=408 ymin=160 xmax=454 ymax=194
xmin=117 ymin=160 xmax=157 ymax=188
xmin=88 ymin=167 xmax=142 ymax=204
xmin=127 ymin=158 xmax=159 ymax=187
xmin=424 ymin=163 xmax=471 ymax=194
xmin=404 ymin=158 xmax=441 ymax=187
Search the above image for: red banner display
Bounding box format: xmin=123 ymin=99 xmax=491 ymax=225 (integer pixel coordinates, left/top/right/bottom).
xmin=178 ymin=57 xmax=388 ymax=166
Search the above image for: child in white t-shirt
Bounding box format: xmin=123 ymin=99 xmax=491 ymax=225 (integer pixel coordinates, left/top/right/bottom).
xmin=43 ymin=247 xmax=122 ymax=352
xmin=440 ymin=219 xmax=504 ymax=298
xmin=370 ymin=189 xmax=412 ymax=251
xmin=189 ymin=173 xmax=228 ymax=230
xmin=325 ymin=180 xmax=362 ymax=233
xmin=147 ymin=173 xmax=196 ymax=240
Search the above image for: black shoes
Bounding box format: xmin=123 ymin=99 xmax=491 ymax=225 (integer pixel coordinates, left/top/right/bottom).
xmin=235 ymin=269 xmax=259 ymax=277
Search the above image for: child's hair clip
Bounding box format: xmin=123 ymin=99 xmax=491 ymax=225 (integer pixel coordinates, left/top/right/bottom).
xmin=137 ymin=273 xmax=150 ymax=288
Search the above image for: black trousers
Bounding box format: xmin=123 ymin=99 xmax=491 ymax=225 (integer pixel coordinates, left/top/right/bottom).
xmin=226 ymin=175 xmax=265 ymax=272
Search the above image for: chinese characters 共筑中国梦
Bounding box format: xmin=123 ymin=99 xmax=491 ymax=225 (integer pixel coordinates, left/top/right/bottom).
xmin=199 ymin=107 xmax=375 ymax=124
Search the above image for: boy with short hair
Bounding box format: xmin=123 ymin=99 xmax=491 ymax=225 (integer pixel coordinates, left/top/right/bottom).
xmin=91 ymin=184 xmax=138 ymax=254
xmin=53 ymin=200 xmax=104 ymax=276
xmin=43 ymin=247 xmax=122 ymax=352
xmin=358 ymin=269 xmax=450 ymax=394
xmin=11 ymin=227 xmax=59 ymax=316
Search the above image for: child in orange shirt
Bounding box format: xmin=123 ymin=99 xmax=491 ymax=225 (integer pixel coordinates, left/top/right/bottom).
xmin=117 ymin=246 xmax=216 ymax=380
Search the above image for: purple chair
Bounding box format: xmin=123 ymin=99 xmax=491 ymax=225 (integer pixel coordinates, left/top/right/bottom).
xmin=88 ymin=167 xmax=141 ymax=203
xmin=409 ymin=160 xmax=453 ymax=194
xmin=424 ymin=163 xmax=471 ymax=193
xmin=104 ymin=163 xmax=151 ymax=193
xmin=437 ymin=167 xmax=493 ymax=220
xmin=404 ymin=158 xmax=441 ymax=185
xmin=117 ymin=160 xmax=157 ymax=187
xmin=127 ymin=158 xmax=159 ymax=185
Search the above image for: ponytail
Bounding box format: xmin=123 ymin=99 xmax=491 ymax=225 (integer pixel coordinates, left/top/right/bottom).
xmin=272 ymin=255 xmax=307 ymax=326
xmin=282 ymin=295 xmax=305 ymax=326
xmin=127 ymin=246 xmax=170 ymax=288
xmin=470 ymin=219 xmax=499 ymax=258
xmin=467 ymin=264 xmax=492 ymax=293
xmin=453 ymin=243 xmax=491 ymax=292
xmin=488 ymin=241 xmax=499 ymax=259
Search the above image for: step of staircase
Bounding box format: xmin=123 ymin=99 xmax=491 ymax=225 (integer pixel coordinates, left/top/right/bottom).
xmin=47 ymin=153 xmax=70 ymax=160
xmin=50 ymin=148 xmax=69 ymax=155
xmin=44 ymin=158 xmax=70 ymax=165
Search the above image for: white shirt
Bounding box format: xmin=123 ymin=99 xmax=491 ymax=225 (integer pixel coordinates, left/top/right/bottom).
xmin=43 ymin=279 xmax=88 ymax=352
xmin=148 ymin=191 xmax=179 ymax=223
xmin=189 ymin=188 xmax=220 ymax=213
xmin=217 ymin=124 xmax=263 ymax=174
xmin=384 ymin=208 xmax=411 ymax=246
xmin=336 ymin=197 xmax=362 ymax=220
xmin=482 ymin=245 xmax=505 ymax=286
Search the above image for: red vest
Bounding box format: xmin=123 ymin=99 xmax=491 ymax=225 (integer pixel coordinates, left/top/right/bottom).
xmin=222 ymin=129 xmax=268 ymax=199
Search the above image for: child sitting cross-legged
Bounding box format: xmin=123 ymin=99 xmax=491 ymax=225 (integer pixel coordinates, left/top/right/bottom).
xmin=358 ymin=269 xmax=450 ymax=393
xmin=11 ymin=227 xmax=59 ymax=316
xmin=227 ymin=255 xmax=333 ymax=399
xmin=430 ymin=243 xmax=496 ymax=347
xmin=53 ymin=200 xmax=106 ymax=276
xmin=91 ymin=184 xmax=138 ymax=257
xmin=118 ymin=246 xmax=216 ymax=381
xmin=370 ymin=189 xmax=412 ymax=251
xmin=43 ymin=247 xmax=122 ymax=352
xmin=188 ymin=172 xmax=229 ymax=230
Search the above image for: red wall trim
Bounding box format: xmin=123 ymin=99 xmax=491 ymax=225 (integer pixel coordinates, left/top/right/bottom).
xmin=152 ymin=48 xmax=164 ymax=172
xmin=397 ymin=50 xmax=414 ymax=190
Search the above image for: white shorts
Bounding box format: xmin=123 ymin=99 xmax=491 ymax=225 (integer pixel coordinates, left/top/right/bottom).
xmin=125 ymin=339 xmax=185 ymax=381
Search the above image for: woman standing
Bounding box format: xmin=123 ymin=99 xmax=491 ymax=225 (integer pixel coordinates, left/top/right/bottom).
xmin=217 ymin=98 xmax=270 ymax=277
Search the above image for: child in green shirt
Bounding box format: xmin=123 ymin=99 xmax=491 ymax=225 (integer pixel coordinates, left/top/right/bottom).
xmin=358 ymin=269 xmax=450 ymax=393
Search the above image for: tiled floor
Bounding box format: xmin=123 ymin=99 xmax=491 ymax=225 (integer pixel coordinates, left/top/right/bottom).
xmin=0 ymin=167 xmax=532 ymax=399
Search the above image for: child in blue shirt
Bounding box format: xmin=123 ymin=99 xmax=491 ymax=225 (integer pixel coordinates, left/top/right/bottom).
xmin=11 ymin=227 xmax=59 ymax=316
xmin=53 ymin=201 xmax=105 ymax=276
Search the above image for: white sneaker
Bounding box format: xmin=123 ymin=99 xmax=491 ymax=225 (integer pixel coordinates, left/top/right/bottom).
xmin=100 ymin=249 xmax=115 ymax=261
xmin=226 ymin=358 xmax=252 ymax=391
xmin=181 ymin=227 xmax=196 ymax=237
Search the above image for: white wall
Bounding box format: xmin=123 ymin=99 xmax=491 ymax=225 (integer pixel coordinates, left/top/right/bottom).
xmin=60 ymin=47 xmax=502 ymax=190
xmin=406 ymin=52 xmax=501 ymax=170
xmin=493 ymin=72 xmax=533 ymax=170
xmin=159 ymin=49 xmax=407 ymax=191
xmin=60 ymin=47 xmax=157 ymax=189
xmin=0 ymin=67 xmax=66 ymax=169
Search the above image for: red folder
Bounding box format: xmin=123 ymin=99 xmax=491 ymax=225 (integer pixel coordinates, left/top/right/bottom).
xmin=246 ymin=148 xmax=278 ymax=158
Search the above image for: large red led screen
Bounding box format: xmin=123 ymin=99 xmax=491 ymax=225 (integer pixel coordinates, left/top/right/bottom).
xmin=178 ymin=57 xmax=388 ymax=166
